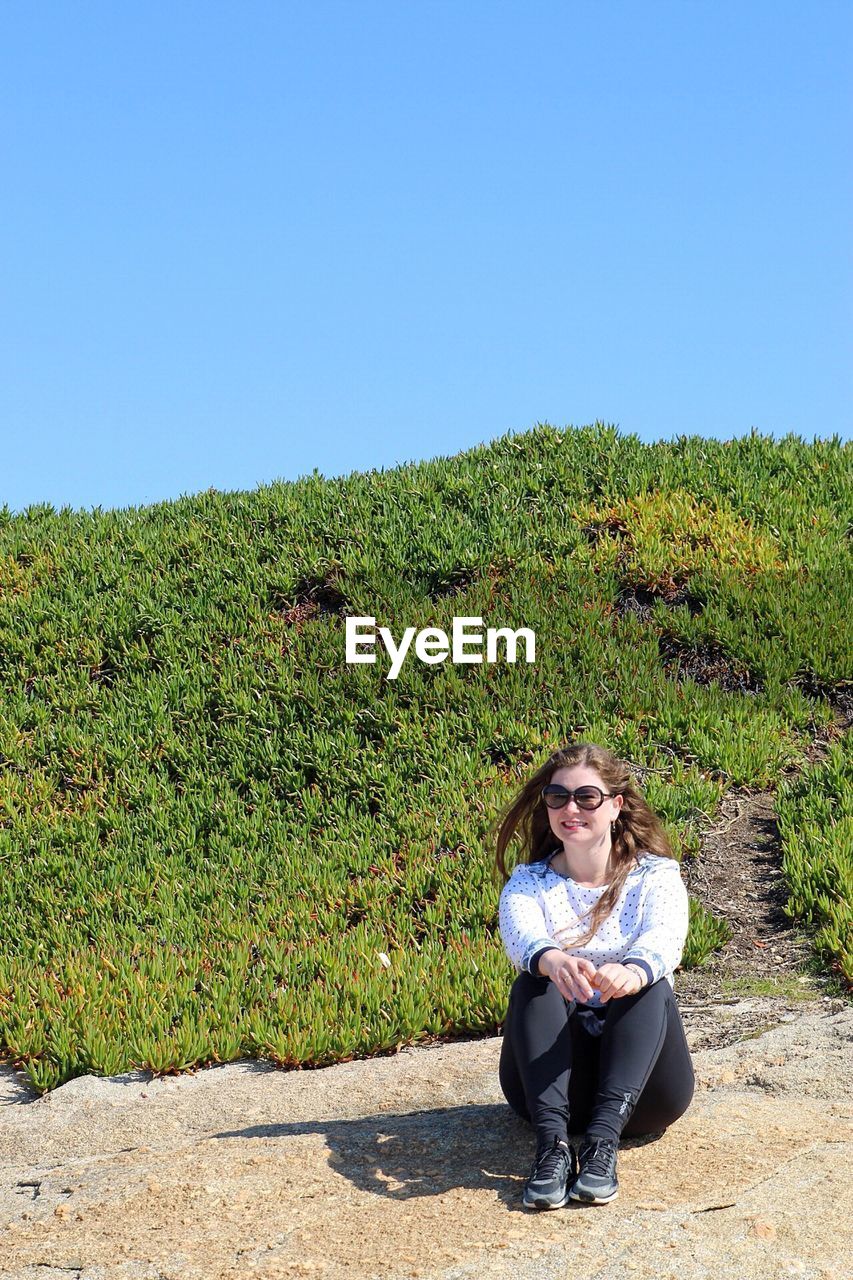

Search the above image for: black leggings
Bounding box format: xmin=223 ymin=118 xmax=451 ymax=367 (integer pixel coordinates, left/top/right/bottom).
xmin=499 ymin=970 xmax=695 ymax=1146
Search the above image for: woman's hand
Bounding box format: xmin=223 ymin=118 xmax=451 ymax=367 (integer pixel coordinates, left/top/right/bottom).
xmin=538 ymin=950 xmax=598 ymax=1003
xmin=592 ymin=962 xmax=644 ymax=1001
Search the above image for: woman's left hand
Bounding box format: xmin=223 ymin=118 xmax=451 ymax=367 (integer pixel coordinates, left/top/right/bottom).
xmin=592 ymin=963 xmax=643 ymax=1001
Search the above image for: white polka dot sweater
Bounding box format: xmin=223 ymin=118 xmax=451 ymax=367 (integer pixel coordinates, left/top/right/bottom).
xmin=498 ymin=850 xmax=689 ymax=1003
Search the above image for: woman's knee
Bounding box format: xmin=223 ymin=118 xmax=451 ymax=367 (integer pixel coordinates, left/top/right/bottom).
xmin=618 ymin=975 xmax=670 ymax=1011
xmin=599 ymin=976 xmax=670 ymax=1035
xmin=505 ymin=968 xmax=568 ymax=1021
xmin=511 ymin=968 xmax=551 ymax=995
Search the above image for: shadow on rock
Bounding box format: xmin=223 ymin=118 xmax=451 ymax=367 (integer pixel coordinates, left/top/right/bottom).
xmin=209 ymin=1101 xmax=666 ymax=1208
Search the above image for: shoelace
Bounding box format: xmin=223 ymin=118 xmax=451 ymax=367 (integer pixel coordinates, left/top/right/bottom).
xmin=530 ymin=1140 xmax=572 ymax=1182
xmin=579 ymin=1139 xmax=617 ymax=1177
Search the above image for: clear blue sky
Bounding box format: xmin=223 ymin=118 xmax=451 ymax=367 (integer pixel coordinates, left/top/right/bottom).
xmin=3 ymin=1 xmax=851 ymax=514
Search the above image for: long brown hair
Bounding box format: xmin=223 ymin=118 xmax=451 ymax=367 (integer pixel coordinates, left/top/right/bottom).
xmin=493 ymin=741 xmax=676 ymax=948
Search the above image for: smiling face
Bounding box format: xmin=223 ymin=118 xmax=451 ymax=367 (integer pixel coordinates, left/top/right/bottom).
xmin=544 ymin=763 xmax=624 ymax=855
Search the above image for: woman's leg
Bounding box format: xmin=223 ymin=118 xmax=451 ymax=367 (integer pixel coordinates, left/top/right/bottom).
xmin=498 ymin=970 xmax=576 ymax=1148
xmin=565 ymin=1015 xmax=601 ymax=1136
xmin=499 ymin=993 xmax=603 ymax=1135
xmin=622 ymin=984 xmax=694 ymax=1137
xmin=585 ymin=980 xmax=695 ymax=1143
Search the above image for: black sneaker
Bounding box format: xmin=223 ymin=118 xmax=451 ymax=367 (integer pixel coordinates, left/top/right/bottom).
xmin=569 ymin=1135 xmax=619 ymax=1204
xmin=522 ymin=1137 xmax=576 ymax=1210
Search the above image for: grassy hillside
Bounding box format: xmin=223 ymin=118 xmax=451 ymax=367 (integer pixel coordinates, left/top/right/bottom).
xmin=0 ymin=422 xmax=850 ymax=1093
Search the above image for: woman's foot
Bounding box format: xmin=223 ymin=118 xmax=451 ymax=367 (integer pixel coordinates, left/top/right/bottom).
xmin=522 ymin=1136 xmax=576 ymax=1210
xmin=569 ymin=1135 xmax=619 ymax=1204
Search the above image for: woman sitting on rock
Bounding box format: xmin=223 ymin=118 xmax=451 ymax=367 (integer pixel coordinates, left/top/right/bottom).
xmin=496 ymin=740 xmax=695 ymax=1209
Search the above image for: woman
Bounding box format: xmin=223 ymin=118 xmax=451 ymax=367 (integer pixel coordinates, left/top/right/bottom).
xmin=496 ymin=741 xmax=695 ymax=1210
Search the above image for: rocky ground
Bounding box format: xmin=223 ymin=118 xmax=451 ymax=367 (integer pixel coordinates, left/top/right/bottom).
xmin=0 ymin=1001 xmax=850 ymax=1280
xmin=1 ymin=703 xmax=850 ymax=1280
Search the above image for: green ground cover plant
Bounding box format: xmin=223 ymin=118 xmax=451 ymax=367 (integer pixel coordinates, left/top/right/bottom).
xmin=777 ymin=735 xmax=853 ymax=985
xmin=0 ymin=423 xmax=850 ymax=1093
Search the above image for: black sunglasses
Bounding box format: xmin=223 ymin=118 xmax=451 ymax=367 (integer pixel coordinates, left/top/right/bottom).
xmin=540 ymin=784 xmax=617 ymax=811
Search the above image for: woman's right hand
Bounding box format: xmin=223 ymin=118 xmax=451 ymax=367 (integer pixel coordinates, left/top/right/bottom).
xmin=537 ymin=949 xmax=597 ymax=1003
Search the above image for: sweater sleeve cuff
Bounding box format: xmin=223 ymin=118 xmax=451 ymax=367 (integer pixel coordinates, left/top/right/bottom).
xmin=521 ymin=938 xmax=559 ymax=975
xmin=528 ymin=945 xmax=561 ymax=976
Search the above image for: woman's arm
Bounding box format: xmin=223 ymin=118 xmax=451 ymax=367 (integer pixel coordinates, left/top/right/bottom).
xmin=498 ymin=871 xmax=557 ymax=975
xmin=620 ymin=858 xmax=690 ymax=987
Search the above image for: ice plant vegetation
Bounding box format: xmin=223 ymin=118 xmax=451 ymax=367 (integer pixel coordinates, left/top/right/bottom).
xmin=0 ymin=422 xmax=849 ymax=1093
xmin=777 ymin=739 xmax=853 ymax=986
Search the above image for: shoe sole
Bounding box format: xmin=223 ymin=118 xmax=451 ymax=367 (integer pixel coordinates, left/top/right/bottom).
xmin=522 ymin=1191 xmax=571 ymax=1210
xmin=569 ymin=1186 xmax=619 ymax=1205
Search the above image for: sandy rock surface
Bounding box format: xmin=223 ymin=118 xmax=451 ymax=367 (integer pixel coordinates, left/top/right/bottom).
xmin=1 ymin=1004 xmax=851 ymax=1280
